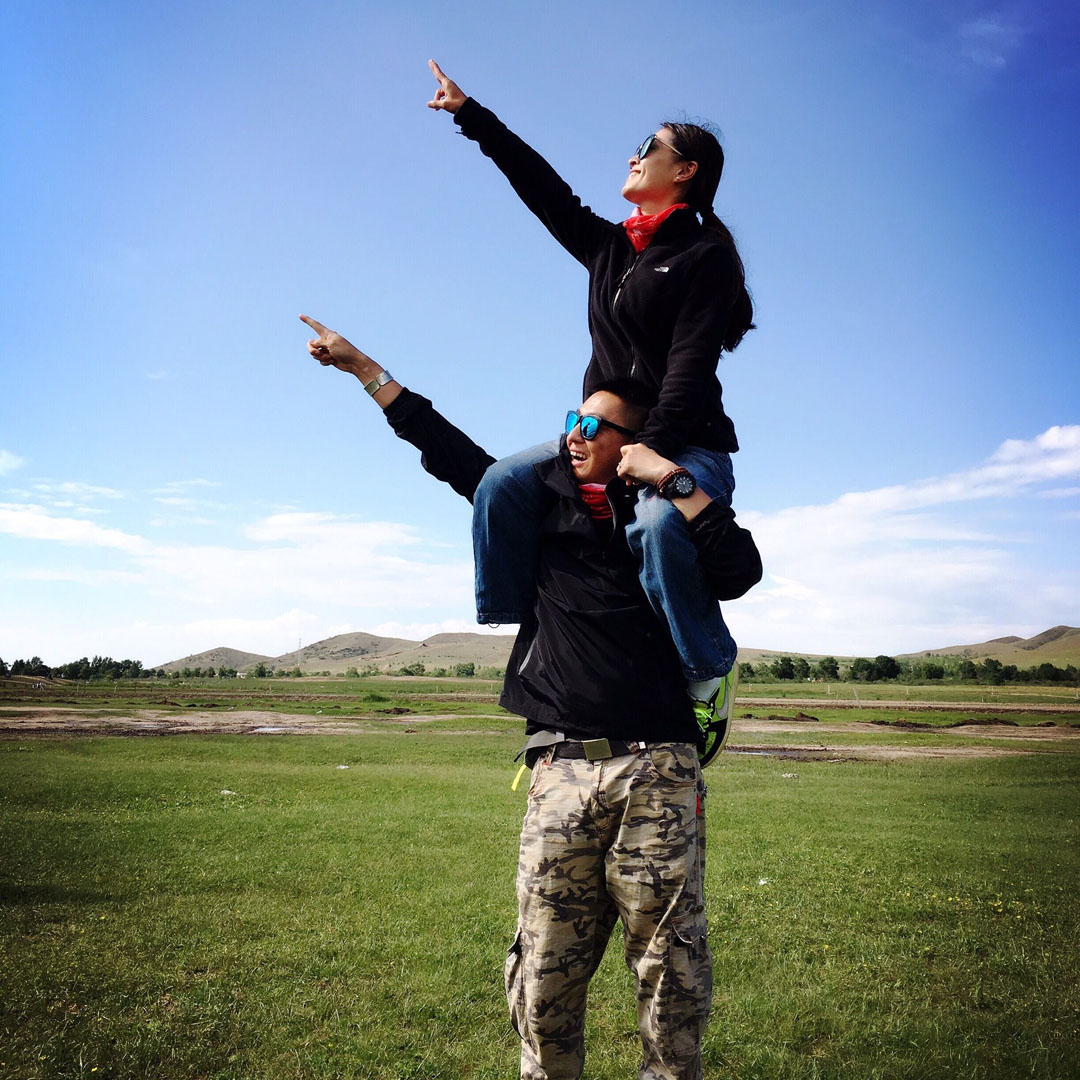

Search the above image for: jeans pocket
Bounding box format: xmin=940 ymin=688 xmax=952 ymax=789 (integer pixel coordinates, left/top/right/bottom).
xmin=504 ymin=926 xmax=528 ymax=1043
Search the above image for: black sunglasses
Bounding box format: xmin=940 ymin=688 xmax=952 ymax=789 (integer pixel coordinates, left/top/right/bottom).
xmin=634 ymin=133 xmax=685 ymax=160
xmin=565 ymin=409 xmax=638 ymax=441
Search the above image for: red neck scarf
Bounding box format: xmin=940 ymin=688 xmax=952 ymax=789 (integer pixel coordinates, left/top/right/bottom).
xmin=578 ymin=483 xmax=613 ymax=521
xmin=622 ymin=203 xmax=689 ymax=253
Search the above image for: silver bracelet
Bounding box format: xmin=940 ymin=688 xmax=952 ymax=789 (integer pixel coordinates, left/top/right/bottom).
xmin=363 ymin=370 xmax=394 ymax=396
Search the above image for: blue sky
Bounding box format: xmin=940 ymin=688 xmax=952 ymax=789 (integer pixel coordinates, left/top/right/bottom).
xmin=1 ymin=0 xmax=1077 ymax=666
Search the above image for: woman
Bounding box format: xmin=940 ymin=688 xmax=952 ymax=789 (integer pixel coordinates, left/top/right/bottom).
xmin=427 ymin=60 xmax=754 ymax=728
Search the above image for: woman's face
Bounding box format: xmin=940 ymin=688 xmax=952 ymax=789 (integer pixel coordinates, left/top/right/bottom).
xmin=621 ymin=128 xmax=690 ymax=211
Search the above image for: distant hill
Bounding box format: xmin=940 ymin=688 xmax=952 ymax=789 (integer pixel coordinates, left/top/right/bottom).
xmin=898 ymin=625 xmax=1080 ymax=667
xmin=159 ymin=631 xmax=518 ymax=674
xmin=156 ymin=646 xmax=277 ymax=673
xmin=155 ymin=625 xmax=1080 ymax=674
xmin=375 ymin=632 xmax=520 ymax=671
xmin=274 ymin=631 xmax=418 ymax=670
xmin=735 ymin=647 xmax=842 ymax=666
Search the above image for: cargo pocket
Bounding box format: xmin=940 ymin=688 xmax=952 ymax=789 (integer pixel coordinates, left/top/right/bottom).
xmin=658 ymin=909 xmax=712 ymax=1059
xmin=645 ymin=742 xmax=700 ymax=785
xmin=504 ymin=926 xmax=528 ymax=1043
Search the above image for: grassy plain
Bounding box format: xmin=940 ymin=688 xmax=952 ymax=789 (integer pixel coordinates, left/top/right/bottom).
xmin=739 ymin=678 xmax=1080 ymax=706
xmin=0 ymin=676 xmax=509 ymax=718
xmin=1 ymin=682 xmax=1079 ymax=1079
xmin=5 ymin=673 xmax=1080 ymax=713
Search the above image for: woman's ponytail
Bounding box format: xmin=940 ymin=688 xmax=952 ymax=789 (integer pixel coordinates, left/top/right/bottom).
xmin=663 ymin=123 xmax=755 ymax=352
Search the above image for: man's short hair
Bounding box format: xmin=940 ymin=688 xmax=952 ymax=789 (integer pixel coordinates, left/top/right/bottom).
xmin=591 ymin=378 xmax=659 ymax=412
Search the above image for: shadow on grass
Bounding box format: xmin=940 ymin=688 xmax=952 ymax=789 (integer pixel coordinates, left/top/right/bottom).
xmin=0 ymin=881 xmax=118 ymax=905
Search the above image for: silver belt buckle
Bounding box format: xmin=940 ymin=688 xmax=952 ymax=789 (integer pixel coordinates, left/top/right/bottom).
xmin=583 ymin=738 xmax=612 ymax=761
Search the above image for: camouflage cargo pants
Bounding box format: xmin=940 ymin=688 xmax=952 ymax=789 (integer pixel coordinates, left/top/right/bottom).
xmin=505 ymin=742 xmax=711 ymax=1080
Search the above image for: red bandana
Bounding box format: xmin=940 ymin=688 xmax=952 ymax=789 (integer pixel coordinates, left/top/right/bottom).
xmin=578 ymin=483 xmax=613 ymax=521
xmin=622 ymin=203 xmax=689 ymax=253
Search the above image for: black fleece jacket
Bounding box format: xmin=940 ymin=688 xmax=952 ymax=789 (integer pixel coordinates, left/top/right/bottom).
xmin=454 ymin=97 xmax=740 ymax=460
xmin=384 ymin=388 xmax=761 ymax=744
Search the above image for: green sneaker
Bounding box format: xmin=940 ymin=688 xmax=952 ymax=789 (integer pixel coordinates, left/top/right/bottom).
xmin=692 ymin=667 xmax=738 ymax=767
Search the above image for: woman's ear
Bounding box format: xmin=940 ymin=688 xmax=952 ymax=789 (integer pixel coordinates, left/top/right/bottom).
xmin=675 ymin=160 xmax=698 ymax=184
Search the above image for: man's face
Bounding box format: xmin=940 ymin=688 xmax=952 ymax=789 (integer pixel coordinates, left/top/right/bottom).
xmin=565 ymin=391 xmax=639 ymax=485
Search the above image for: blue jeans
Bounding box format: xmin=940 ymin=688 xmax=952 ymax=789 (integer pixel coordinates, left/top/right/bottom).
xmin=472 ymin=441 xmax=560 ymax=624
xmin=471 ymin=442 xmax=737 ymax=680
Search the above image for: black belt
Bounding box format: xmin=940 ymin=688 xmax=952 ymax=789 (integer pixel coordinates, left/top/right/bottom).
xmin=516 ymin=730 xmax=647 ymax=767
xmin=550 ymin=738 xmax=645 ymax=762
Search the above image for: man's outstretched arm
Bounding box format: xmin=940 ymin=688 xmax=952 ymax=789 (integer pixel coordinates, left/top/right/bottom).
xmin=300 ymin=315 xmax=496 ymax=502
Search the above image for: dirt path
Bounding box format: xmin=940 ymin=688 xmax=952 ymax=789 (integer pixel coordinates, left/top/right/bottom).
xmin=0 ymin=708 xmax=504 ymax=738
xmin=726 ymin=743 xmax=1043 ymax=761
xmin=3 ymin=706 xmax=1078 ymax=761
xmin=737 ymin=719 xmax=1080 ymax=740
xmin=739 ymin=697 xmax=1080 ymax=713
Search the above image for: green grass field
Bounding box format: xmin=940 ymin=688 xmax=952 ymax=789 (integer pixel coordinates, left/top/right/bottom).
xmin=0 ymin=676 xmax=508 ymax=719
xmin=2 ymin=705 xmax=1079 ymax=1078
xmin=739 ymin=679 xmax=1080 ymax=706
xmin=5 ymin=673 xmax=1079 ymax=713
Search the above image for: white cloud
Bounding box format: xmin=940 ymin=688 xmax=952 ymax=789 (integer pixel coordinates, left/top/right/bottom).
xmin=0 ymin=451 xmax=26 ymax=475
xmin=152 ymin=479 xmax=221 ymax=494
xmin=149 ymin=516 xmax=216 ymax=527
xmin=2 ymin=425 xmax=1076 ymax=664
xmin=4 ymin=480 xmax=125 ymax=514
xmin=35 ymin=481 xmax=124 ymax=501
xmin=142 ymin=610 xmax=324 ymax=664
xmin=0 ymin=501 xmax=473 ymax=622
xmin=0 ymin=502 xmax=148 ymax=554
xmin=958 ymin=13 xmax=1027 ymax=71
xmin=18 ymin=568 xmax=143 ymax=586
xmin=728 ymin=426 xmax=1080 ymax=655
xmin=149 ymin=479 xmax=225 ymax=511
xmin=153 ymin=496 xmax=226 ymax=511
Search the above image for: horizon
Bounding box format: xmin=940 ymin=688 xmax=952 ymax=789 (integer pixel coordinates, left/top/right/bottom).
xmin=7 ymin=622 xmax=1077 ymax=674
xmin=2 ymin=2 xmax=1078 ymax=665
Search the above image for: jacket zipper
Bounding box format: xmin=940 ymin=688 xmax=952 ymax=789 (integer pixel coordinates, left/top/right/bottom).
xmin=612 ymin=252 xmax=643 ymax=316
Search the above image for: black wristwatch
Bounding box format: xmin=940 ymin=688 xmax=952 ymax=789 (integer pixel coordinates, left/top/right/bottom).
xmin=657 ymin=468 xmax=697 ymax=500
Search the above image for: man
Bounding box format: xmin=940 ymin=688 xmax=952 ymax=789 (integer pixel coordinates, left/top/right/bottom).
xmin=300 ymin=314 xmax=761 ymax=1080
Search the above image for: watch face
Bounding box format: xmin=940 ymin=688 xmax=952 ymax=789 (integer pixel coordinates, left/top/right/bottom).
xmin=663 ymin=471 xmax=696 ymax=498
xmin=673 ymin=474 xmax=696 ymax=497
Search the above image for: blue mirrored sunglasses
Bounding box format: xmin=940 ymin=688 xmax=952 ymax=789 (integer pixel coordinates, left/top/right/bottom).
xmin=565 ymin=410 xmax=638 ymax=441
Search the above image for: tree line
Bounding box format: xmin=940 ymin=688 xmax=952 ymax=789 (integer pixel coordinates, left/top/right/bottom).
xmin=0 ymin=656 xmax=239 ymax=680
xmin=0 ymin=655 xmax=507 ymax=680
xmin=739 ymin=654 xmax=1080 ymax=685
xmin=7 ymin=652 xmax=1073 ymax=686
xmin=2 ymin=656 xmax=161 ymax=680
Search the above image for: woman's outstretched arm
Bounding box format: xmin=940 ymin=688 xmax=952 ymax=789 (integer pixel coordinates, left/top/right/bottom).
xmin=426 ymin=59 xmax=613 ymax=267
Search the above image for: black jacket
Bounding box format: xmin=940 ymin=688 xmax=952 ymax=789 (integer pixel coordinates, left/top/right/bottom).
xmin=384 ymin=389 xmax=762 ymax=745
xmin=455 ymin=98 xmax=741 ymax=460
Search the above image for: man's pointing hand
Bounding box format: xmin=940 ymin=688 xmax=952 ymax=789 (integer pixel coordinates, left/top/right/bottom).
xmin=299 ymin=314 xmax=374 ymax=378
